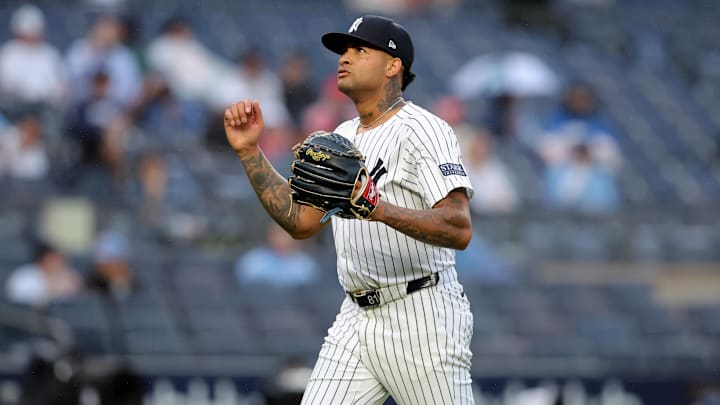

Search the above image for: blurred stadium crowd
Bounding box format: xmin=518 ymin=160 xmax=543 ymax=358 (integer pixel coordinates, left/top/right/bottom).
xmin=0 ymin=0 xmax=719 ymax=403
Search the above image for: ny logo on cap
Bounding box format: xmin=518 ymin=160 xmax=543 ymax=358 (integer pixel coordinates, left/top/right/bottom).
xmin=349 ymin=17 xmax=363 ymax=33
xmin=388 ymin=40 xmax=397 ymax=49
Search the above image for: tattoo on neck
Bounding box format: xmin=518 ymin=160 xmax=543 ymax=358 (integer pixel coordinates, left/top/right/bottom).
xmin=378 ymin=78 xmax=403 ymax=112
xmin=360 ymin=111 xmax=374 ymax=122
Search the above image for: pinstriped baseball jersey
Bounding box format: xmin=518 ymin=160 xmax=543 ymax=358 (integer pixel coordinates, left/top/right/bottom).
xmin=331 ymin=101 xmax=474 ymax=292
xmin=302 ymin=101 xmax=476 ymax=405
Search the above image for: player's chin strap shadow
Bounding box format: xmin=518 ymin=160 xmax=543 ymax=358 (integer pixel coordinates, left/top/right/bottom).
xmin=320 ymin=207 xmax=344 ymax=224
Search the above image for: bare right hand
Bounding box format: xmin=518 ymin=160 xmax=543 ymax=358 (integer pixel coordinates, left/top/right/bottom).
xmin=224 ymin=99 xmax=265 ymax=157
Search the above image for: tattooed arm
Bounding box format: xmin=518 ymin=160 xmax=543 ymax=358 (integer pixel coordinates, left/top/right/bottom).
xmin=237 ymin=147 xmax=325 ymax=238
xmin=225 ymin=99 xmax=325 ymax=239
xmin=370 ymin=189 xmax=472 ymax=250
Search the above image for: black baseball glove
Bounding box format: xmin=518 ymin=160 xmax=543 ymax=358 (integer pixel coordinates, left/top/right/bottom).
xmin=288 ymin=131 xmax=379 ymax=224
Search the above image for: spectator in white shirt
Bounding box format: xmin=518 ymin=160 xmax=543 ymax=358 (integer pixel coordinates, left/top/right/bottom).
xmin=146 ymin=17 xmax=230 ymax=103
xmin=211 ymin=47 xmax=290 ymax=128
xmin=0 ymin=112 xmax=49 ymax=180
xmin=5 ymin=241 xmax=83 ymax=307
xmin=0 ymin=4 xmax=67 ymax=108
xmin=466 ymin=129 xmax=519 ymax=214
xmin=66 ymin=15 xmax=142 ymax=108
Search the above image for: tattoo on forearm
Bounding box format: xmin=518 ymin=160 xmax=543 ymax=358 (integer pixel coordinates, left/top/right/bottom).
xmin=240 ymin=150 xmax=299 ymax=233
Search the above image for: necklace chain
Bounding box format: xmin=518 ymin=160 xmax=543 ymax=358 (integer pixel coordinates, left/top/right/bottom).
xmin=358 ymin=97 xmax=405 ymax=129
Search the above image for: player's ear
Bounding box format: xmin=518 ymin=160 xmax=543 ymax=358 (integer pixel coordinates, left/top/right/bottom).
xmin=385 ymin=58 xmax=402 ymax=79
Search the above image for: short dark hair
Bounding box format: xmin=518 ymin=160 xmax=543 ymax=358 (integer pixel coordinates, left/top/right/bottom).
xmin=161 ymin=16 xmax=189 ymax=34
xmin=401 ymin=68 xmax=415 ymax=92
xmin=32 ymin=240 xmax=57 ymax=263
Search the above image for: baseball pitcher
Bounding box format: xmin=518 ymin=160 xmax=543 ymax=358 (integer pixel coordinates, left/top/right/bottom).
xmin=224 ymin=15 xmax=475 ymax=405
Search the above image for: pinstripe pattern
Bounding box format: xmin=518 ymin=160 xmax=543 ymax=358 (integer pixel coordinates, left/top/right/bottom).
xmin=302 ymin=299 xmax=390 ymax=405
xmin=303 ymin=101 xmax=475 ymax=404
xmin=332 ymin=102 xmax=473 ymax=292
xmin=302 ymin=282 xmax=474 ymax=405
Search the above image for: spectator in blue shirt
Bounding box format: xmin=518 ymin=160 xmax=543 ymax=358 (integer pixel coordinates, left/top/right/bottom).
xmin=537 ymin=82 xmax=622 ymax=172
xmin=235 ymin=223 xmax=320 ymax=288
xmin=456 ymin=232 xmax=517 ymax=284
xmin=545 ymin=142 xmax=620 ymax=214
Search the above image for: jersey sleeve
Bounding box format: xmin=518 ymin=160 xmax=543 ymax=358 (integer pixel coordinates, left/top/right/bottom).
xmin=405 ymin=119 xmax=474 ymax=208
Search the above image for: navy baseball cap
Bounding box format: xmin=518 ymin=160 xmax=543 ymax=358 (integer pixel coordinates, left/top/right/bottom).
xmin=322 ymin=15 xmax=414 ymax=70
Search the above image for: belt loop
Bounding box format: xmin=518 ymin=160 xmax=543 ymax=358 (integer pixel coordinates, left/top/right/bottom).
xmin=406 ymin=272 xmax=440 ymax=295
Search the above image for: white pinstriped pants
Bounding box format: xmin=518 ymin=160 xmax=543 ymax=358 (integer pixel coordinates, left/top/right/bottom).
xmin=301 ymin=280 xmax=474 ymax=405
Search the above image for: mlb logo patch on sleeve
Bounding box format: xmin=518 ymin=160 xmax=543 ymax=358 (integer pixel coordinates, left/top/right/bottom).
xmin=438 ymin=163 xmax=467 ymax=176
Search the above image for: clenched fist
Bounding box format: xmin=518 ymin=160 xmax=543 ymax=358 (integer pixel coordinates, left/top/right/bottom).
xmin=224 ymin=99 xmax=265 ymax=157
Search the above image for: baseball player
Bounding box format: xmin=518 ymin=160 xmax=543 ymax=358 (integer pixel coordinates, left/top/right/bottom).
xmin=224 ymin=15 xmax=474 ymax=405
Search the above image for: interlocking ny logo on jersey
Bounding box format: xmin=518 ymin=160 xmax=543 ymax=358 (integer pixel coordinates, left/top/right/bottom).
xmin=349 ymin=17 xmax=363 ymax=33
xmin=370 ymin=159 xmax=388 ymax=183
xmin=439 ymin=163 xmax=467 ymax=176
